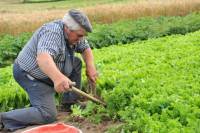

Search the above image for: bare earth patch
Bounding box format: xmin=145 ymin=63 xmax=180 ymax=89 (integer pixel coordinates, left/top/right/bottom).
xmin=14 ymin=111 xmax=122 ymax=133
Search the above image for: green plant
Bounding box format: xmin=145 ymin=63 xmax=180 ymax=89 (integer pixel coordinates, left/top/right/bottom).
xmin=1 ymin=13 xmax=200 ymax=67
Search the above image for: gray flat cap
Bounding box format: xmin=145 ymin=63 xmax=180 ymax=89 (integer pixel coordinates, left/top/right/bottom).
xmin=69 ymin=9 xmax=92 ymax=33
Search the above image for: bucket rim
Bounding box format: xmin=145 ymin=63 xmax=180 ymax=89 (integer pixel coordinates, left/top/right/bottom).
xmin=21 ymin=123 xmax=82 ymax=133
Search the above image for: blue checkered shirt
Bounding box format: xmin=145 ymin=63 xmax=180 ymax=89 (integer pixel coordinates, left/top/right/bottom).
xmin=17 ymin=20 xmax=89 ymax=79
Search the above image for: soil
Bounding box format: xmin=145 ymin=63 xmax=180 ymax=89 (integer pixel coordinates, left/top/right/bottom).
xmin=13 ymin=111 xmax=122 ymax=133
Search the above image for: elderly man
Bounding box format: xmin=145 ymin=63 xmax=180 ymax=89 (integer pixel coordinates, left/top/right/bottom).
xmin=0 ymin=9 xmax=97 ymax=131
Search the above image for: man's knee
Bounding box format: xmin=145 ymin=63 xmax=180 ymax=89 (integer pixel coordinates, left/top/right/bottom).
xmin=45 ymin=111 xmax=57 ymax=124
xmin=38 ymin=107 xmax=57 ymax=124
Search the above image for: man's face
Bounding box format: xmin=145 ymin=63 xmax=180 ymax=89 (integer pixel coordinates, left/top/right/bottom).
xmin=64 ymin=26 xmax=86 ymax=45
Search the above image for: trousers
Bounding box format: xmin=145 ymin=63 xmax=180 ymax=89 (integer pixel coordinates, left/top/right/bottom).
xmin=1 ymin=57 xmax=82 ymax=131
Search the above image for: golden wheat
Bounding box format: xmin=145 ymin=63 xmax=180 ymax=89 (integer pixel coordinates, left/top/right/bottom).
xmin=0 ymin=0 xmax=200 ymax=35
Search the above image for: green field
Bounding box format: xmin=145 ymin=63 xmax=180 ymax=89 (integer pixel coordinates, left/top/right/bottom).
xmin=93 ymin=31 xmax=200 ymax=132
xmin=0 ymin=0 xmax=200 ymax=132
xmin=1 ymin=30 xmax=200 ymax=132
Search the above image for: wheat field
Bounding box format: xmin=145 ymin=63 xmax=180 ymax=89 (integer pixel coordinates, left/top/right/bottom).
xmin=0 ymin=0 xmax=200 ymax=35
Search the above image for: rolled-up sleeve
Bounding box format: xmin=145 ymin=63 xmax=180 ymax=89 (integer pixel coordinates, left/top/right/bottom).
xmin=37 ymin=30 xmax=61 ymax=60
xmin=75 ymin=38 xmax=90 ymax=53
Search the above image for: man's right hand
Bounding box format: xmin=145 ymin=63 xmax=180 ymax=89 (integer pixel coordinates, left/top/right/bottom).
xmin=54 ymin=75 xmax=72 ymax=93
xmin=37 ymin=53 xmax=72 ymax=93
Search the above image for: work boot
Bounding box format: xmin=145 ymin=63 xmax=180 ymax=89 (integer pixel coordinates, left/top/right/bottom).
xmin=0 ymin=124 xmax=2 ymax=131
xmin=59 ymin=103 xmax=74 ymax=112
xmin=59 ymin=100 xmax=87 ymax=112
xmin=76 ymin=100 xmax=88 ymax=109
xmin=0 ymin=113 xmax=3 ymax=131
xmin=60 ymin=92 xmax=80 ymax=112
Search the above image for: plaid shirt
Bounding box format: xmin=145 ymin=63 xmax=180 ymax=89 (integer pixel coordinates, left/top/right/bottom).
xmin=17 ymin=20 xmax=89 ymax=79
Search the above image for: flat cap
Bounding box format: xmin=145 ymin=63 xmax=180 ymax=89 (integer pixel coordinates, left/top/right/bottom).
xmin=69 ymin=9 xmax=92 ymax=32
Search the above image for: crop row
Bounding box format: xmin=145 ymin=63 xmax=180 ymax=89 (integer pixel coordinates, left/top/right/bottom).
xmin=1 ymin=30 xmax=200 ymax=132
xmin=0 ymin=66 xmax=29 ymax=111
xmin=77 ymin=30 xmax=200 ymax=132
xmin=1 ymin=13 xmax=200 ymax=67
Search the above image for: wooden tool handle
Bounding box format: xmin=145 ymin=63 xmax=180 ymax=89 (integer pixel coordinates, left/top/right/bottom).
xmin=71 ymin=86 xmax=106 ymax=106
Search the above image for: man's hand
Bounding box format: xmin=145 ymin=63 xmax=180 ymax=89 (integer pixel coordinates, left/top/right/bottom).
xmin=54 ymin=75 xmax=73 ymax=93
xmin=37 ymin=53 xmax=73 ymax=93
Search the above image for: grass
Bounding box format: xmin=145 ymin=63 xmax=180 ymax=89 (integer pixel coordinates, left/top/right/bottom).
xmin=0 ymin=0 xmax=200 ymax=35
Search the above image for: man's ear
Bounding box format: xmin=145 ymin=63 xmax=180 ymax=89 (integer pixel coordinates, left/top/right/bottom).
xmin=64 ymin=26 xmax=70 ymax=35
xmin=64 ymin=26 xmax=67 ymax=32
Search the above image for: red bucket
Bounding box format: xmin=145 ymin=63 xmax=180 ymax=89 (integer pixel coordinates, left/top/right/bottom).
xmin=22 ymin=123 xmax=82 ymax=133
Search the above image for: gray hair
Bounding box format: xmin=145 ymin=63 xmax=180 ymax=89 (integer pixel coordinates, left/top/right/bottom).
xmin=62 ymin=12 xmax=82 ymax=31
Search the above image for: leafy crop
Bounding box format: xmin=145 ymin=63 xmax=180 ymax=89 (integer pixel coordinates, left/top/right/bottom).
xmin=0 ymin=66 xmax=29 ymax=111
xmin=0 ymin=33 xmax=32 ymax=67
xmin=88 ymin=12 xmax=200 ymax=48
xmin=1 ymin=13 xmax=200 ymax=67
xmin=89 ymin=30 xmax=200 ymax=132
xmin=0 ymin=29 xmax=200 ymax=132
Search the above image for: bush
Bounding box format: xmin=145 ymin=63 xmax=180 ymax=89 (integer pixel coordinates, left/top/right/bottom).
xmin=88 ymin=12 xmax=200 ymax=48
xmin=1 ymin=13 xmax=200 ymax=67
xmin=0 ymin=33 xmax=32 ymax=67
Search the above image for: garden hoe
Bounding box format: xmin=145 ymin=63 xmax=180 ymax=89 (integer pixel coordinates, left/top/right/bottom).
xmin=70 ymin=81 xmax=106 ymax=106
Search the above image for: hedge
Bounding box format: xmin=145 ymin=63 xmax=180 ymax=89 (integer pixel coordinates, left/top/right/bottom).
xmin=1 ymin=12 xmax=200 ymax=67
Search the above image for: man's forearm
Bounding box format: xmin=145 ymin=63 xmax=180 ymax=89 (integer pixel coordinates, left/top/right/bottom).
xmin=36 ymin=53 xmax=63 ymax=82
xmin=82 ymin=48 xmax=97 ymax=82
xmin=81 ymin=48 xmax=95 ymax=67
